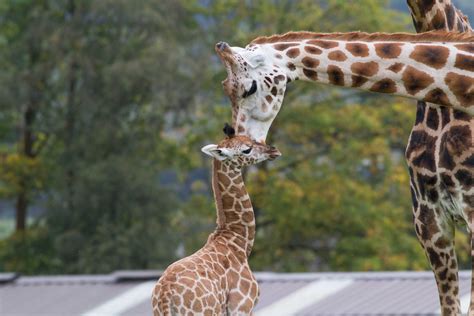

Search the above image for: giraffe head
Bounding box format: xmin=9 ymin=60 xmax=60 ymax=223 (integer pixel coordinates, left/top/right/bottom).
xmin=201 ymin=123 xmax=281 ymax=167
xmin=215 ymin=42 xmax=287 ymax=143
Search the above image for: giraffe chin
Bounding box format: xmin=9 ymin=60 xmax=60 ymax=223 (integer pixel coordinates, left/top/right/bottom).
xmin=241 ymin=116 xmax=276 ymax=144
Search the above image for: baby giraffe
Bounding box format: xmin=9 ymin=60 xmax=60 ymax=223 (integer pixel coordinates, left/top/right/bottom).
xmin=152 ymin=124 xmax=281 ymax=316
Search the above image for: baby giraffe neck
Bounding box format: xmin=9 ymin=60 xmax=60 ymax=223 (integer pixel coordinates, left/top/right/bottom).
xmin=260 ymin=33 xmax=474 ymax=114
xmin=211 ymin=159 xmax=255 ymax=256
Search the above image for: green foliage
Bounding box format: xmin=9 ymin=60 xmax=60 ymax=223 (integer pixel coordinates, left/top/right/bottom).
xmin=0 ymin=227 xmax=60 ymax=274
xmin=0 ymin=0 xmax=470 ymax=274
xmin=247 ymin=100 xmax=428 ymax=271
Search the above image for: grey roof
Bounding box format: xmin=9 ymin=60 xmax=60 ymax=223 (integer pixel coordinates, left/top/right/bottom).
xmin=0 ymin=270 xmax=471 ymax=315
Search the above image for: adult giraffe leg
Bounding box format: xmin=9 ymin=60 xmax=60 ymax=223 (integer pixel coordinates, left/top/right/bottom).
xmin=470 ymin=209 xmax=474 ymax=315
xmin=413 ymin=199 xmax=460 ymax=315
xmin=406 ymin=1 xmax=473 ymax=314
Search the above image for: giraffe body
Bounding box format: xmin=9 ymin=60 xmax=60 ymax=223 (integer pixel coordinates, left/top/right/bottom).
xmin=152 ymin=132 xmax=280 ymax=315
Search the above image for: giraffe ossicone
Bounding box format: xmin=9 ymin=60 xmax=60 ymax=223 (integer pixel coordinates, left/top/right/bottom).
xmin=151 ymin=128 xmax=280 ymax=315
xmin=216 ymin=30 xmax=474 ymax=143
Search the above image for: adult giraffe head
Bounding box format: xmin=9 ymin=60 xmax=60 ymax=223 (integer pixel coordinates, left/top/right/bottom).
xmin=216 ymin=42 xmax=287 ymax=143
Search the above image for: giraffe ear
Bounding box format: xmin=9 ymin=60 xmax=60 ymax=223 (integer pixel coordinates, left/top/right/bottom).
xmin=201 ymin=144 xmax=227 ymax=160
xmin=247 ymin=54 xmax=265 ymax=69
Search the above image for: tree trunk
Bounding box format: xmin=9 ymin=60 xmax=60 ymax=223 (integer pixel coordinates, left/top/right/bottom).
xmin=65 ymin=0 xmax=77 ymax=214
xmin=16 ymin=105 xmax=36 ymax=232
xmin=15 ymin=190 xmax=27 ymax=231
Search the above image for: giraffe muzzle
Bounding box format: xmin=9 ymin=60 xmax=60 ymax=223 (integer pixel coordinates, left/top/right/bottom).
xmin=216 ymin=41 xmax=229 ymax=51
xmin=267 ymin=146 xmax=282 ymax=160
xmin=215 ymin=42 xmax=234 ymax=65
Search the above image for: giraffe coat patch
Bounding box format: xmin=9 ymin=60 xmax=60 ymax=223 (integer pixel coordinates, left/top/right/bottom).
xmin=402 ymin=66 xmax=435 ymax=95
xmin=304 ymin=45 xmax=323 ymax=55
xmin=345 ymin=42 xmax=369 ymax=57
xmin=445 ymin=72 xmax=474 ymax=106
xmin=374 ymin=43 xmax=403 ymax=59
xmin=410 ymin=45 xmax=450 ymax=69
xmin=370 ymin=78 xmax=397 ymax=93
xmin=327 ymin=65 xmax=344 ymax=86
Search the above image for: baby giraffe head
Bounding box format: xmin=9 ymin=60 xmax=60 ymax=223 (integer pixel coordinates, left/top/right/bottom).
xmin=201 ymin=123 xmax=281 ymax=167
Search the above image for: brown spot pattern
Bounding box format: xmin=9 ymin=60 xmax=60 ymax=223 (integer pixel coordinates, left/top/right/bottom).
xmin=388 ymin=63 xmax=404 ymax=73
xmin=351 ymin=75 xmax=369 ymax=88
xmin=273 ymin=43 xmax=298 ymax=51
xmin=375 ymin=43 xmax=403 ymax=59
xmin=407 ymin=130 xmax=437 ymax=172
xmin=307 ymin=40 xmax=338 ymax=49
xmin=301 ymin=57 xmax=319 ymax=69
xmin=327 ymin=65 xmax=344 ymax=86
xmin=455 ymin=44 xmax=474 ymax=53
xmin=328 ymin=50 xmax=347 ymax=61
xmin=445 ymin=72 xmax=474 ymax=107
xmin=431 ymin=9 xmax=446 ymax=30
xmin=418 ymin=205 xmax=440 ymax=241
xmin=218 ymin=173 xmax=231 ymax=186
xmin=410 ymin=45 xmax=450 ymax=69
xmin=370 ymin=79 xmax=397 ymax=93
xmin=425 ymin=107 xmax=439 ymax=130
xmin=418 ymin=0 xmax=436 ymax=12
xmin=351 ymin=62 xmax=379 ymax=77
xmin=287 ymin=62 xmax=296 ymax=71
xmin=304 ymin=45 xmax=323 ymax=55
xmin=346 ymin=43 xmax=369 ymax=57
xmin=402 ymin=66 xmax=435 ymax=95
xmin=425 ymin=88 xmax=450 ymax=107
xmin=286 ymin=48 xmax=300 ymax=58
xmin=454 ymin=53 xmax=474 ymax=72
xmin=303 ymin=68 xmax=318 ymax=81
xmin=274 ymin=75 xmax=285 ymax=84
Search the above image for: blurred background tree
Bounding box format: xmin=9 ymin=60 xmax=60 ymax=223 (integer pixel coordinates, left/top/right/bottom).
xmin=0 ymin=0 xmax=471 ymax=274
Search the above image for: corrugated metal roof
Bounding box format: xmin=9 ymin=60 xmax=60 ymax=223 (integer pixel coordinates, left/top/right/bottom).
xmin=0 ymin=270 xmax=470 ymax=315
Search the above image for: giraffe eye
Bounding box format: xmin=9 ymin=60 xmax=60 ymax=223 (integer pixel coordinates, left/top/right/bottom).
xmin=242 ymin=148 xmax=252 ymax=154
xmin=242 ymin=80 xmax=257 ymax=98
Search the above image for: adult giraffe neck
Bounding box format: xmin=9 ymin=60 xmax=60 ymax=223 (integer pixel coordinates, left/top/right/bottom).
xmin=211 ymin=159 xmax=255 ymax=256
xmin=253 ymin=31 xmax=474 ymax=115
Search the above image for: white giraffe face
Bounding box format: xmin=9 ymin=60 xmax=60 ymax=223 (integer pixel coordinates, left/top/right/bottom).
xmin=215 ymin=42 xmax=287 ymax=143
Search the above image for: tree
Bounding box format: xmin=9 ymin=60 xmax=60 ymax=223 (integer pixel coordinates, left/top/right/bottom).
xmin=1 ymin=0 xmax=470 ymax=274
xmin=0 ymin=0 xmax=57 ymax=231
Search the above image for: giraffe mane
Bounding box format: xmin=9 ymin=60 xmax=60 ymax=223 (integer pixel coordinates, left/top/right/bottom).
xmin=251 ymin=30 xmax=474 ymax=44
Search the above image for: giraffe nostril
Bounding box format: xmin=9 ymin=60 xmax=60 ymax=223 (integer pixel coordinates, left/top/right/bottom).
xmin=216 ymin=42 xmax=229 ymax=51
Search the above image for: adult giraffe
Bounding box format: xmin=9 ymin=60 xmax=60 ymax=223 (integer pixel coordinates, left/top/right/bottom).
xmin=215 ymin=2 xmax=473 ymax=315
xmin=407 ymin=1 xmax=473 ymax=315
